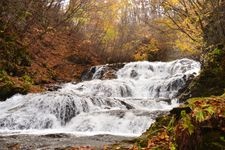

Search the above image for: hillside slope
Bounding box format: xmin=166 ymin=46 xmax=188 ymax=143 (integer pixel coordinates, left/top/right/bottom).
xmin=0 ymin=30 xmax=101 ymax=100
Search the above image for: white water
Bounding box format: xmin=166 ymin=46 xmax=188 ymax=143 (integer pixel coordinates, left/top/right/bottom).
xmin=0 ymin=58 xmax=200 ymax=136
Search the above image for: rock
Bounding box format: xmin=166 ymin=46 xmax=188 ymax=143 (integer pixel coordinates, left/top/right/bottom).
xmin=81 ymin=63 xmax=125 ymax=81
xmin=45 ymin=84 xmax=62 ymax=91
xmin=41 ymin=133 xmax=70 ymax=138
xmin=119 ymin=100 xmax=134 ymax=110
xmin=0 ymin=134 xmax=135 ymax=149
xmin=130 ymin=70 xmax=138 ymax=78
xmin=176 ymin=74 xmax=197 ymax=103
xmin=7 ymin=143 xmax=20 ymax=150
xmin=102 ymin=70 xmax=117 ymax=80
xmin=81 ymin=66 xmax=96 ymax=81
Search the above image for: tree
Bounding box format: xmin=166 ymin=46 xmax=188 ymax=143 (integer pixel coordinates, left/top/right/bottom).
xmin=161 ymin=0 xmax=223 ymax=52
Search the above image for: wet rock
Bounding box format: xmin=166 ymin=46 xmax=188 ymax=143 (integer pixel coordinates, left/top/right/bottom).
xmin=81 ymin=63 xmax=125 ymax=81
xmin=119 ymin=101 xmax=134 ymax=110
xmin=176 ymin=74 xmax=197 ymax=102
xmin=41 ymin=133 xmax=70 ymax=138
xmin=148 ymin=65 xmax=154 ymax=71
xmin=45 ymin=84 xmax=62 ymax=91
xmin=130 ymin=70 xmax=138 ymax=78
xmin=0 ymin=134 xmax=135 ymax=150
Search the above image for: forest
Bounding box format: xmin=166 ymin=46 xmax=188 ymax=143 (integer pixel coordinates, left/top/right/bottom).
xmin=0 ymin=0 xmax=224 ymax=149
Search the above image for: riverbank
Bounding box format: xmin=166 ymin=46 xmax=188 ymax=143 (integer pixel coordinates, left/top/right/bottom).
xmin=109 ymin=95 xmax=225 ymax=150
xmin=0 ymin=134 xmax=135 ymax=150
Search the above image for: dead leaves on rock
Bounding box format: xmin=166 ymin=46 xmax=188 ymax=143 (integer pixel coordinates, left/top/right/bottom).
xmin=146 ymin=130 xmax=170 ymax=149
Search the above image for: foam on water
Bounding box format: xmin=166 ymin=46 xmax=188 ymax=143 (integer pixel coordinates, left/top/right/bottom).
xmin=0 ymin=58 xmax=200 ymax=136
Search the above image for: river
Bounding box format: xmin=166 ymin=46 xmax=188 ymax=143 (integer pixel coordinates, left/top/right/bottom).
xmin=0 ymin=58 xmax=200 ymax=149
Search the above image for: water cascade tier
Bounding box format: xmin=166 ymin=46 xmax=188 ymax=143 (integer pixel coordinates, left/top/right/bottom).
xmin=0 ymin=59 xmax=200 ymax=136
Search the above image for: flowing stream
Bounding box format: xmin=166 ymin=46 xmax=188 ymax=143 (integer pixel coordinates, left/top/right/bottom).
xmin=0 ymin=58 xmax=200 ymax=137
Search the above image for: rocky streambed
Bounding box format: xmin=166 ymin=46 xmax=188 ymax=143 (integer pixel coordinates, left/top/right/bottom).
xmin=0 ymin=134 xmax=135 ymax=150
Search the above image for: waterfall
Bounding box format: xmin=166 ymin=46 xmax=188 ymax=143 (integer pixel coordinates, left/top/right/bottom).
xmin=0 ymin=58 xmax=200 ymax=136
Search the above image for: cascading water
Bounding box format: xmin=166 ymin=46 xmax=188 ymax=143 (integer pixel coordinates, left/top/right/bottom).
xmin=0 ymin=58 xmax=200 ymax=136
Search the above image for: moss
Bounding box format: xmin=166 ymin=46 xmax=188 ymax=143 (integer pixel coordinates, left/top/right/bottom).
xmin=0 ymin=71 xmax=31 ymax=101
xmin=22 ymin=75 xmax=33 ymax=91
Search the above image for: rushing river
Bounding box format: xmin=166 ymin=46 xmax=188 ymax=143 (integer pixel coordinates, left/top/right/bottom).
xmin=0 ymin=58 xmax=200 ymax=137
